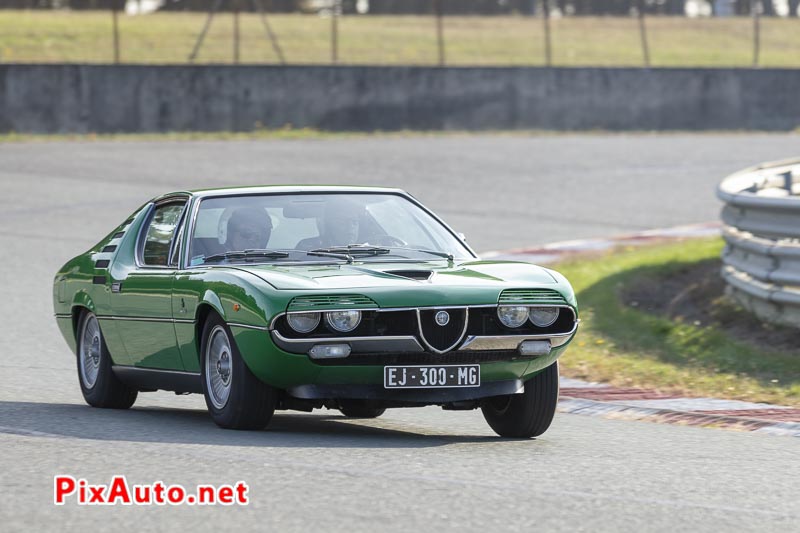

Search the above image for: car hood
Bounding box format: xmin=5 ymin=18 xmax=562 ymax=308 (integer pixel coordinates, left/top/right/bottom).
xmin=228 ymin=260 xmax=558 ymax=291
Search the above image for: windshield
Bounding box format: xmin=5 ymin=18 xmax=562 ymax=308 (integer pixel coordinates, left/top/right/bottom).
xmin=187 ymin=192 xmax=473 ymax=266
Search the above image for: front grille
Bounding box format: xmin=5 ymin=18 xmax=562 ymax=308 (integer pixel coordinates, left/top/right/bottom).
xmin=499 ymin=289 xmax=567 ymax=306
xmin=310 ymin=350 xmax=532 ymax=366
xmin=287 ymin=294 xmax=378 ymax=311
xmin=418 ymin=308 xmax=467 ymax=352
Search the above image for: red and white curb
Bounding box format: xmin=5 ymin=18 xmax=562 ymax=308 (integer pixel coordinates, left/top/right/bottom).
xmin=557 ymin=378 xmax=800 ymax=437
xmin=480 ymin=223 xmax=798 ymax=437
xmin=481 ymin=222 xmax=721 ymax=264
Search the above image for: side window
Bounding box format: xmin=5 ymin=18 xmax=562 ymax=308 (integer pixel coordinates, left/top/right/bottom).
xmin=142 ymin=202 xmax=186 ymax=267
xmin=169 ymin=224 xmax=185 ymax=267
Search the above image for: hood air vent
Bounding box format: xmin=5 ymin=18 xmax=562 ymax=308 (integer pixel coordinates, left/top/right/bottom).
xmin=499 ymin=288 xmax=567 ymax=306
xmin=385 ymin=270 xmax=433 ymax=281
xmin=288 ymin=294 xmax=377 ymax=312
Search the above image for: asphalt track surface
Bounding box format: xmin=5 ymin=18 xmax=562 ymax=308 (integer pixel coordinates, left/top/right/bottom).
xmin=1 ymin=133 xmax=799 ymax=532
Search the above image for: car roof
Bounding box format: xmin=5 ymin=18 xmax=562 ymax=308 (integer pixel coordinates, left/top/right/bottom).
xmin=153 ymin=185 xmax=409 ymax=203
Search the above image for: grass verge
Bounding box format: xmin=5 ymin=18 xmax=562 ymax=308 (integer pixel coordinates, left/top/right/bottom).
xmin=556 ymin=237 xmax=800 ymax=407
xmin=3 ymin=12 xmax=800 ymax=67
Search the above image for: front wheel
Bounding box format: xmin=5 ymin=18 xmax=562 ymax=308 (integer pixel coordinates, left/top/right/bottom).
xmin=200 ymin=313 xmax=277 ymax=430
xmin=480 ymin=362 xmax=559 ymax=438
xmin=76 ymin=310 xmax=137 ymax=409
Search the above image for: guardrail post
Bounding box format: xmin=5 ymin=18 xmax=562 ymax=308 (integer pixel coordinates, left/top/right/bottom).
xmin=781 ymin=171 xmax=794 ymax=193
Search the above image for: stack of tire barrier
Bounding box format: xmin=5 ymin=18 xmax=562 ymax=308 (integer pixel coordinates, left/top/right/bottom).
xmin=718 ymin=158 xmax=800 ymax=330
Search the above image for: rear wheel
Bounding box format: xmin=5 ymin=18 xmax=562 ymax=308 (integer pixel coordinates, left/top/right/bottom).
xmin=200 ymin=313 xmax=277 ymax=430
xmin=338 ymin=400 xmax=386 ymax=419
xmin=76 ymin=310 xmax=137 ymax=409
xmin=480 ymin=362 xmax=559 ymax=438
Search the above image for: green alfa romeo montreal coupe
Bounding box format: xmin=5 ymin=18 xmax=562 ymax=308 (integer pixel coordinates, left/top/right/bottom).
xmin=53 ymin=186 xmax=578 ymax=438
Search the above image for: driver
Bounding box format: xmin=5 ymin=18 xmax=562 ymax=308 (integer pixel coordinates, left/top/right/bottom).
xmin=296 ymin=197 xmax=362 ymax=250
xmin=226 ymin=207 xmax=273 ymax=251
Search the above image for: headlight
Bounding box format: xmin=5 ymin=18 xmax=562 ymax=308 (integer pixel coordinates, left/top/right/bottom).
xmin=287 ymin=312 xmax=320 ymax=333
xmin=497 ymin=306 xmax=529 ymax=328
xmin=529 ymin=307 xmax=559 ymax=327
xmin=325 ymin=310 xmax=362 ymax=333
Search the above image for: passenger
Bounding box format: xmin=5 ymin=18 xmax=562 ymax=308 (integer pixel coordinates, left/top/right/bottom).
xmin=226 ymin=207 xmax=273 ymax=251
xmin=296 ymin=197 xmax=362 ymax=250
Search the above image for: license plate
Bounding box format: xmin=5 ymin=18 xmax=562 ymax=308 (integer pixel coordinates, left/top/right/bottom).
xmin=383 ymin=364 xmax=480 ymax=389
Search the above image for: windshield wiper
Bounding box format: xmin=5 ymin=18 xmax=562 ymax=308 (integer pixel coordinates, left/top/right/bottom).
xmin=312 ymin=245 xmax=392 ymax=256
xmin=306 ymin=249 xmax=354 ymax=263
xmin=308 ymin=245 xmax=391 ymax=264
xmin=203 ymin=249 xmax=291 ymax=264
xmin=390 ymin=247 xmax=454 ymax=261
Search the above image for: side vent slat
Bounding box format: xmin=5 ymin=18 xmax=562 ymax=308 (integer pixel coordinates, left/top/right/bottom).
xmin=499 ymin=289 xmax=567 ymax=306
xmin=101 ymin=245 xmax=117 ymax=253
xmin=95 ymin=260 xmax=110 ymax=269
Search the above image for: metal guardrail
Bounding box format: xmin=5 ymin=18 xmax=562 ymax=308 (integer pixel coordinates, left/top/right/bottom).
xmin=717 ymin=158 xmax=800 ymax=330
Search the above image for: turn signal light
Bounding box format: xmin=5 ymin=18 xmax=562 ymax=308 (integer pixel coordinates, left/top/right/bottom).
xmin=518 ymin=340 xmax=551 ymax=357
xmin=308 ymin=344 xmax=351 ymax=359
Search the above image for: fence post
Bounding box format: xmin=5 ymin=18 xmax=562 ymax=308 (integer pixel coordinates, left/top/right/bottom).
xmin=752 ymin=0 xmax=760 ymax=67
xmin=637 ymin=0 xmax=650 ymax=67
xmin=331 ymin=0 xmax=339 ymax=64
xmin=541 ymin=0 xmax=551 ymax=66
xmin=233 ymin=4 xmax=240 ymax=64
xmin=111 ymin=7 xmax=120 ymax=64
xmin=189 ymin=0 xmax=225 ymax=63
xmin=433 ymin=0 xmax=445 ymax=66
xmin=252 ymin=0 xmax=286 ymax=64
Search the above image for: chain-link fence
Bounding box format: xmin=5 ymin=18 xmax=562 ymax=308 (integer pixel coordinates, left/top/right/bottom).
xmin=1 ymin=1 xmax=800 ymax=66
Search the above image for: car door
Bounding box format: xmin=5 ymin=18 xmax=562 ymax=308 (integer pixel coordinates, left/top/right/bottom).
xmin=109 ymin=197 xmax=188 ymax=370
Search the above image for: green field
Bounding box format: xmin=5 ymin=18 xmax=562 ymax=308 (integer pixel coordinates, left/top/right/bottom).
xmin=556 ymin=238 xmax=800 ymax=407
xmin=2 ymin=11 xmax=800 ymax=66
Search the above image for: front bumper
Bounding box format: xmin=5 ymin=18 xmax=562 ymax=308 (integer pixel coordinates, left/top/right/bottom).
xmin=288 ymin=378 xmax=525 ymax=402
xmin=230 ymin=324 xmax=573 ymax=392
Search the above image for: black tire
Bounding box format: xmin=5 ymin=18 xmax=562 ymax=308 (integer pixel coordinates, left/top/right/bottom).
xmin=76 ymin=310 xmax=138 ymax=409
xmin=200 ymin=313 xmax=277 ymax=430
xmin=338 ymin=400 xmax=386 ymax=419
xmin=480 ymin=362 xmax=559 ymax=438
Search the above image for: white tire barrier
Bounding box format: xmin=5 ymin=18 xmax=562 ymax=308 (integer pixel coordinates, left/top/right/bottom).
xmin=717 ymin=158 xmax=800 ymax=330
